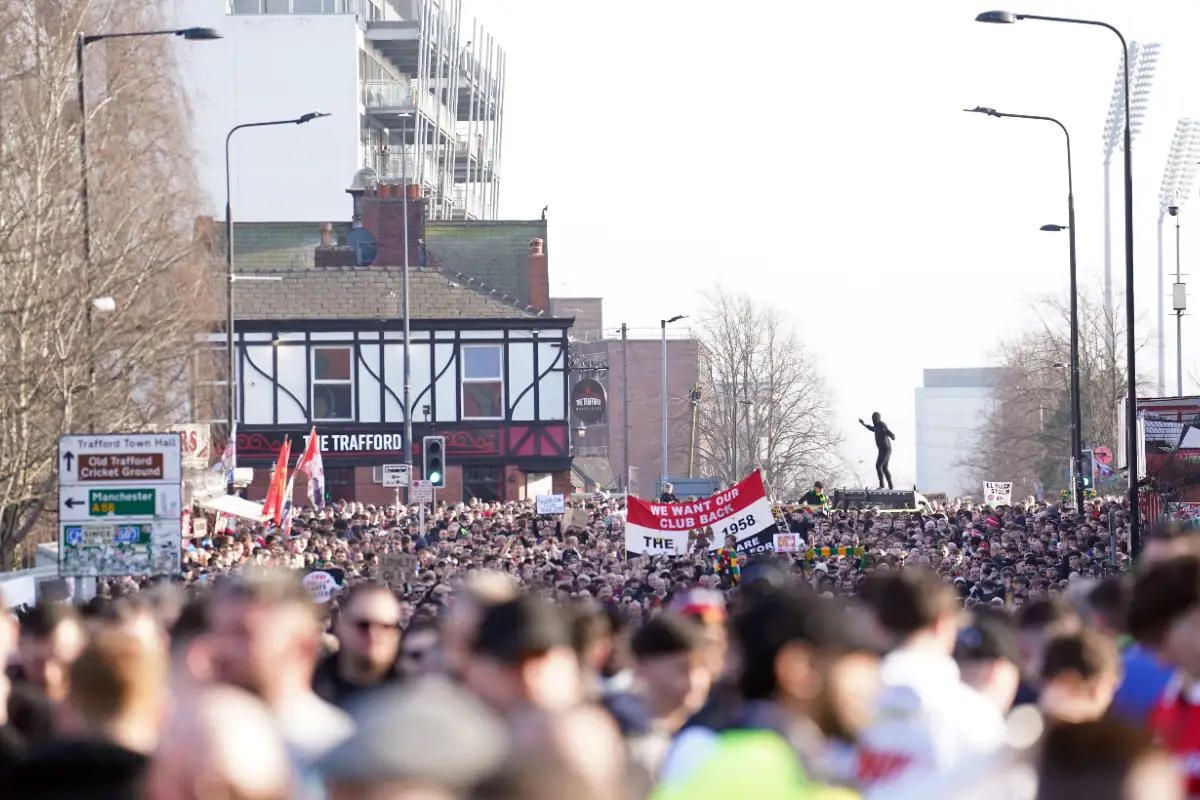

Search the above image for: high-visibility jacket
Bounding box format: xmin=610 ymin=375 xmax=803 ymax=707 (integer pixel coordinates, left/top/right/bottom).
xmin=651 ymin=728 xmax=858 ymax=800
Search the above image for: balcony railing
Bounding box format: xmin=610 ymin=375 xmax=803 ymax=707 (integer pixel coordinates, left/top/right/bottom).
xmin=362 ymin=80 xmax=416 ymax=111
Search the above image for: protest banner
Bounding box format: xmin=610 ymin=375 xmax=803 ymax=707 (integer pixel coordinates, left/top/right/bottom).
xmin=624 ymin=470 xmax=778 ymax=557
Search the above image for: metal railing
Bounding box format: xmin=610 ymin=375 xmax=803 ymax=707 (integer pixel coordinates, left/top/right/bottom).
xmin=362 ymin=79 xmax=416 ymax=110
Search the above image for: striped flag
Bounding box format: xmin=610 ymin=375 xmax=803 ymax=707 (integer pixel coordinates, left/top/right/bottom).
xmin=279 ymin=473 xmax=298 ymax=536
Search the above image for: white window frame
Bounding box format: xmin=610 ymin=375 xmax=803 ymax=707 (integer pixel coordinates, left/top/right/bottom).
xmin=460 ymin=344 xmax=505 ymax=421
xmin=311 ymin=346 xmax=356 ymax=422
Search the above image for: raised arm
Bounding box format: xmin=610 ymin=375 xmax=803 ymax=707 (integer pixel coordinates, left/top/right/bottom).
xmin=858 ymin=418 xmax=875 ymax=432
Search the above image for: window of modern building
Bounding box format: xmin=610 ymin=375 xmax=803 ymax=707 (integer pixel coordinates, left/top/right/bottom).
xmin=461 ymin=345 xmax=504 ymax=419
xmin=312 ymin=346 xmax=354 ymax=420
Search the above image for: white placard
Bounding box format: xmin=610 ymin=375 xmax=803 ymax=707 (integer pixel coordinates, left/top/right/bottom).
xmin=983 ymin=481 xmax=1013 ymax=508
xmin=303 ymin=570 xmax=340 ymax=603
xmin=382 ymin=464 xmax=409 ymax=488
xmin=58 ymin=434 xmax=183 ymax=577
xmin=773 ymin=532 xmax=802 ymax=553
xmin=192 ymin=517 xmax=208 ymax=539
xmin=410 ymin=480 xmax=433 ymax=503
xmin=535 ymin=494 xmax=565 ymax=515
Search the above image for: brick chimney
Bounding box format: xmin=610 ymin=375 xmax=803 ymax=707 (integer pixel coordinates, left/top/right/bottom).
xmin=360 ymin=183 xmax=425 ymax=268
xmin=528 ymin=238 xmax=549 ymax=312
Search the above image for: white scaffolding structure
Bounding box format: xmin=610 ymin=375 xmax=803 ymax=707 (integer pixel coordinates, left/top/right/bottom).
xmin=361 ymin=0 xmax=507 ymax=221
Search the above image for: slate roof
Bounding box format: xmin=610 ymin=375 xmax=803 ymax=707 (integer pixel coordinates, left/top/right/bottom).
xmin=203 ymin=219 xmax=545 ymax=322
xmin=232 ymin=266 xmax=533 ymax=321
xmin=424 ymin=220 xmax=547 ymax=307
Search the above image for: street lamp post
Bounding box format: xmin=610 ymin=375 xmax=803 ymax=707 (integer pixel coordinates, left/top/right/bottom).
xmin=76 ymin=26 xmax=220 ymax=432
xmin=965 ymin=106 xmax=1083 ymax=514
xmin=977 ymin=10 xmax=1143 ymax=552
xmin=660 ymin=315 xmax=686 ymax=495
xmin=224 ymin=112 xmax=330 ymax=488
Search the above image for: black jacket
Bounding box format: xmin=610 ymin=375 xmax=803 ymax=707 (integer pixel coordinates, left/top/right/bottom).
xmin=311 ymin=650 xmax=404 ymax=710
xmin=6 ymin=738 xmax=148 ymax=800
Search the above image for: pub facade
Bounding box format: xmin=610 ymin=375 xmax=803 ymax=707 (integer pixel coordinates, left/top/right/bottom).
xmin=198 ymin=184 xmax=574 ymax=505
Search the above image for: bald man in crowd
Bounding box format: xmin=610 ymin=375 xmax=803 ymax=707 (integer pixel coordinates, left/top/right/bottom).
xmin=148 ymin=685 xmax=292 ymax=800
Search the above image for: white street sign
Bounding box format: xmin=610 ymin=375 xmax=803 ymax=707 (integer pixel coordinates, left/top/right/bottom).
xmin=411 ymin=480 xmax=433 ymax=503
xmin=58 ymin=433 xmax=183 ymax=577
xmin=382 ymin=463 xmax=410 ymax=488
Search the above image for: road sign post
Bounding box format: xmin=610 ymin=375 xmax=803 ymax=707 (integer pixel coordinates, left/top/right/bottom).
xmin=411 ymin=479 xmax=432 ymax=537
xmin=381 ymin=464 xmax=409 ymax=488
xmin=58 ymin=433 xmax=183 ymax=577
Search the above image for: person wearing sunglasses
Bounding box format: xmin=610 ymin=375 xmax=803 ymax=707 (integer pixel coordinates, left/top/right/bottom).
xmin=313 ymin=582 xmax=404 ymax=709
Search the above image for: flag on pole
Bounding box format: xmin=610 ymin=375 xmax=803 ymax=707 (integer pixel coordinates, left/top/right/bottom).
xmin=279 ymin=473 xmax=298 ymax=536
xmin=295 ymin=427 xmax=326 ymax=508
xmin=263 ymin=438 xmax=292 ymax=524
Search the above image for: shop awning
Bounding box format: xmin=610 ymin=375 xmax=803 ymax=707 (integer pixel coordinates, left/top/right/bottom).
xmin=197 ymin=493 xmax=267 ymax=522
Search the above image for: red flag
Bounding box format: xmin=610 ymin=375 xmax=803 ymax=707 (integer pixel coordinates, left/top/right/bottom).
xmin=295 ymin=427 xmax=325 ymax=508
xmin=263 ymin=438 xmax=292 ymax=524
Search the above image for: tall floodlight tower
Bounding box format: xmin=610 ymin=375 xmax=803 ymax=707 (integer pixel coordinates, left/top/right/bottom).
xmin=1156 ymin=120 xmax=1200 ymax=396
xmin=1101 ymin=42 xmax=1160 ymax=352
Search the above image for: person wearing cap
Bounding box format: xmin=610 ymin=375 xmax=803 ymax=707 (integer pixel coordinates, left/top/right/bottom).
xmin=317 ymin=676 xmax=509 ymax=800
xmin=655 ymin=588 xmax=879 ymax=799
xmin=954 ymin=609 xmax=1022 ymax=715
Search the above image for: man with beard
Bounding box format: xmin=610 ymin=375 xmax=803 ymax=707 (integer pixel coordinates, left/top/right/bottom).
xmin=313 ymin=582 xmax=404 ymax=708
xmin=653 ymin=588 xmax=881 ymax=799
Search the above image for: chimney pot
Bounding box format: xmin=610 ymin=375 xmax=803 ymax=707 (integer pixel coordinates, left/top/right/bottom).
xmin=320 ymin=222 xmax=332 ymax=248
xmin=378 ymin=182 xmax=392 ymax=199
xmin=530 ymin=238 xmax=544 ymax=256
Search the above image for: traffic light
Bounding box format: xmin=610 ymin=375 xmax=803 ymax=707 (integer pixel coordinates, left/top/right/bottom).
xmin=1080 ymin=451 xmax=1095 ymax=490
xmin=422 ymin=435 xmax=446 ymax=488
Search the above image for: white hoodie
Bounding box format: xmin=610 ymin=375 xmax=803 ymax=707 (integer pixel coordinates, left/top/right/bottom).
xmin=855 ymin=648 xmax=1007 ymax=795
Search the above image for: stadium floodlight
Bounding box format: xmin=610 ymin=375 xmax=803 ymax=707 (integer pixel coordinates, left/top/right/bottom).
xmin=1101 ymin=41 xmax=1160 ymax=356
xmin=1155 ymin=119 xmax=1200 ymax=395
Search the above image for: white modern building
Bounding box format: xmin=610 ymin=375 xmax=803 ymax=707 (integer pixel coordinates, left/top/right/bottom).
xmin=914 ymin=368 xmax=1003 ymax=495
xmin=168 ymin=0 xmax=505 ymax=223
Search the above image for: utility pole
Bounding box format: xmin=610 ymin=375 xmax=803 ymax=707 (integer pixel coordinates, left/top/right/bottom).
xmin=621 ymin=323 xmax=629 ymax=493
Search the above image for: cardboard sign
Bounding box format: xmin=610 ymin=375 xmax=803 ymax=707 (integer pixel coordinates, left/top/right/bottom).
xmin=379 ymin=552 xmax=419 ymax=587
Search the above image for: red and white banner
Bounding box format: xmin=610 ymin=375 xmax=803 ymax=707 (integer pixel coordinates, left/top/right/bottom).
xmin=625 ymin=471 xmax=778 ymax=557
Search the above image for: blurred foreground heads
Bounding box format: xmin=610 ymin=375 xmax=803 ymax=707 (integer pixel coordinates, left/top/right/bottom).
xmin=149 ymin=685 xmax=292 ymax=800
xmin=318 ymin=676 xmax=508 ymax=800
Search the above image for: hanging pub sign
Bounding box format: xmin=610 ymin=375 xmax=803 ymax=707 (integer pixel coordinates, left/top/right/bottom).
xmin=571 ymin=378 xmax=607 ymax=424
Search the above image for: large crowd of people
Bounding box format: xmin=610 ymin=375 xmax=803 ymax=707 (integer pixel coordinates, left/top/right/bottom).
xmin=0 ymin=490 xmax=1195 ymax=799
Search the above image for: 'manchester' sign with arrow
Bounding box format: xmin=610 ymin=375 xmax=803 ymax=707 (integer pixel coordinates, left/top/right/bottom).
xmin=58 ymin=434 xmax=183 ymax=578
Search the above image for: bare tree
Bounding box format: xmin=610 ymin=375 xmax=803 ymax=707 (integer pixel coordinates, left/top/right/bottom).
xmin=689 ymin=288 xmax=842 ymax=498
xmin=0 ymin=0 xmax=215 ymax=566
xmin=962 ymin=293 xmax=1151 ymax=499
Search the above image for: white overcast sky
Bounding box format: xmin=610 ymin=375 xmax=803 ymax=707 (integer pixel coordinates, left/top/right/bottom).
xmin=463 ymin=0 xmax=1200 ymax=485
